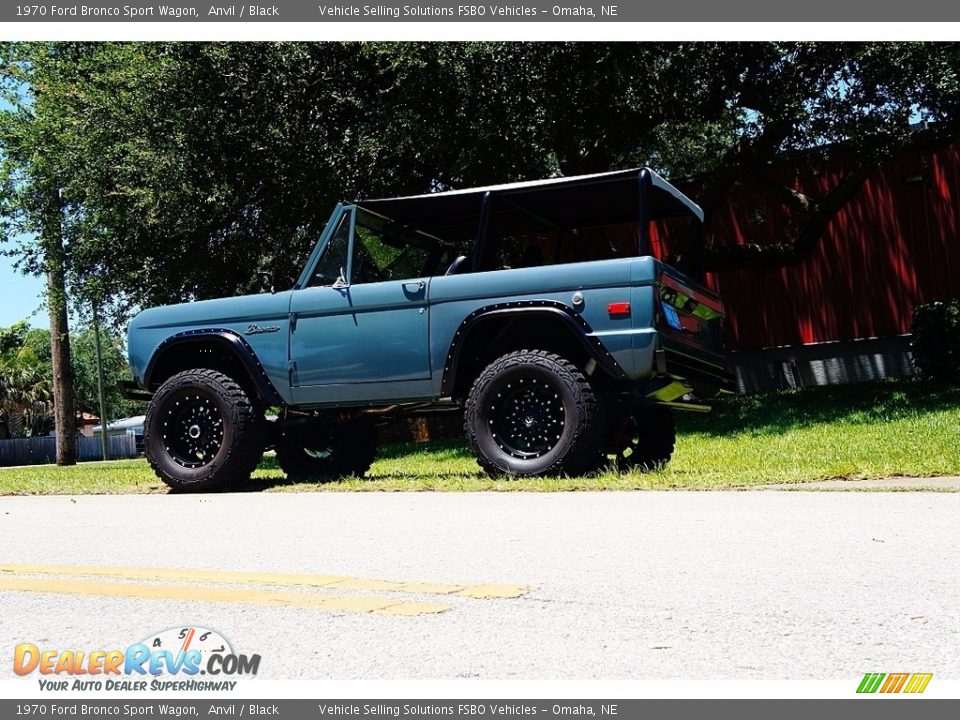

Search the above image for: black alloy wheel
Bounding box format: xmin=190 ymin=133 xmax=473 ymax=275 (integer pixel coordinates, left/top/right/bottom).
xmin=144 ymin=369 xmax=265 ymax=492
xmin=465 ymin=350 xmax=603 ymax=477
xmin=601 ymin=404 xmax=676 ymax=471
xmin=489 ymin=377 xmax=566 ymax=460
xmin=162 ymin=391 xmax=225 ymax=469
xmin=275 ymin=417 xmax=378 ymax=481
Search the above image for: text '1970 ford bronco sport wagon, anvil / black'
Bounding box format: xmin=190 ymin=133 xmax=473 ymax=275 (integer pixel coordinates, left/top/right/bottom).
xmin=126 ymin=168 xmax=733 ymax=491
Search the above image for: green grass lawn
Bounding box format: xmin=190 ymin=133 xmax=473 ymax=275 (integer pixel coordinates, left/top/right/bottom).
xmin=2 ymin=379 xmax=958 ymax=495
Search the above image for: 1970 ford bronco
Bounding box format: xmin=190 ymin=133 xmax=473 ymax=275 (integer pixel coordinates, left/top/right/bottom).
xmin=126 ymin=168 xmax=732 ymax=491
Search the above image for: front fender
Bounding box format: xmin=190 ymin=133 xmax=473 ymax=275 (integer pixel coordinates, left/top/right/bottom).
xmin=144 ymin=328 xmax=286 ymax=407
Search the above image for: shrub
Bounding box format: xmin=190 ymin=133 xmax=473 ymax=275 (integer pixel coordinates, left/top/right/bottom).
xmin=911 ymin=300 xmax=960 ymax=383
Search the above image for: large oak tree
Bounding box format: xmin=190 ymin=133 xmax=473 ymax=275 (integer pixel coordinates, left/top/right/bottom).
xmin=8 ymin=42 xmax=960 ymax=310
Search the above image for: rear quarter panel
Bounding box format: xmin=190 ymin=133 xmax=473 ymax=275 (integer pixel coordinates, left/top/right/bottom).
xmin=428 ymin=257 xmax=659 ymax=395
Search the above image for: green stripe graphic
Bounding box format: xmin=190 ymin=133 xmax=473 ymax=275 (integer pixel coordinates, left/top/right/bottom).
xmin=857 ymin=673 xmax=886 ymax=693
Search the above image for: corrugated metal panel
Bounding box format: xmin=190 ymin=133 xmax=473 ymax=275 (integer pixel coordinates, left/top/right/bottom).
xmin=674 ymin=144 xmax=960 ymax=351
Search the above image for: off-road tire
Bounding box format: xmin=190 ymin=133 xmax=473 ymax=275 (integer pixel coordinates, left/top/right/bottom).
xmin=144 ymin=369 xmax=266 ymax=492
xmin=601 ymin=404 xmax=676 ymax=471
xmin=464 ymin=350 xmax=603 ymax=477
xmin=275 ymin=418 xmax=378 ymax=481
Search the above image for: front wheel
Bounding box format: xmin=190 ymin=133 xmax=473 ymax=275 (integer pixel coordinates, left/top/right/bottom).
xmin=144 ymin=369 xmax=266 ymax=492
xmin=275 ymin=418 xmax=378 ymax=481
xmin=464 ymin=350 xmax=603 ymax=477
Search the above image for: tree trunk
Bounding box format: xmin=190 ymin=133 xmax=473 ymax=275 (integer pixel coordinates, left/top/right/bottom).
xmin=46 ymin=191 xmax=77 ymax=466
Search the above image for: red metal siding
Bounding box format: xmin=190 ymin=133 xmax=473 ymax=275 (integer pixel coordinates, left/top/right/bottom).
xmin=677 ymin=144 xmax=960 ymax=351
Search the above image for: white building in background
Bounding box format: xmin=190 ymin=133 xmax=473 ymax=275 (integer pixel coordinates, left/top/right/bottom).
xmin=92 ymin=415 xmax=146 ymax=455
xmin=92 ymin=415 xmax=145 ymax=438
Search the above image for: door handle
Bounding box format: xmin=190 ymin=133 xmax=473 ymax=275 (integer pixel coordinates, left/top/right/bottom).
xmin=404 ymin=280 xmax=426 ymax=291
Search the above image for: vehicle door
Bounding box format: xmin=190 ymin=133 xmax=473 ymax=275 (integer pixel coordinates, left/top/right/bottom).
xmin=288 ymin=205 xmax=433 ymax=406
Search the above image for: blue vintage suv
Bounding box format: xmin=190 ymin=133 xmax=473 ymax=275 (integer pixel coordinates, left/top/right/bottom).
xmin=126 ymin=168 xmax=731 ymax=491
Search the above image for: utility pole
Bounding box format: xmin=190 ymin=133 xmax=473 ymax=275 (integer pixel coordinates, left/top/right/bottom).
xmin=91 ymin=300 xmax=110 ymax=462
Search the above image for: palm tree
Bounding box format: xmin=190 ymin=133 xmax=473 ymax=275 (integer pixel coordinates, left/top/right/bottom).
xmin=0 ymin=351 xmax=53 ymax=438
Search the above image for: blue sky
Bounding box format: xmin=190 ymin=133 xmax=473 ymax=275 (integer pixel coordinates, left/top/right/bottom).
xmin=0 ymin=92 xmax=45 ymax=328
xmin=0 ymin=251 xmax=45 ymax=328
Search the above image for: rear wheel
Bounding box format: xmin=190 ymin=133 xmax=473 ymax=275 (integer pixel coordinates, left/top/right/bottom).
xmin=144 ymin=369 xmax=266 ymax=492
xmin=601 ymin=404 xmax=676 ymax=471
xmin=464 ymin=350 xmax=603 ymax=477
xmin=275 ymin=418 xmax=378 ymax=481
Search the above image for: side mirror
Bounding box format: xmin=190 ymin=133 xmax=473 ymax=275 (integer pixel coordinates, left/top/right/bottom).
xmin=332 ymin=267 xmax=350 ymax=290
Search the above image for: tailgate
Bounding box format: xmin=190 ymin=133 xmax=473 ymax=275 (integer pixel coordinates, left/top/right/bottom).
xmin=655 ymin=265 xmax=734 ymax=392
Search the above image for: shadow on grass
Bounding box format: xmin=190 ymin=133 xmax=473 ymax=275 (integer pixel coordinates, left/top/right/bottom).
xmin=210 ymin=448 xmax=479 ymax=493
xmin=375 ymin=440 xmax=473 ymax=462
xmin=369 ymin=379 xmax=960 ymax=451
xmin=205 ymin=377 xmax=959 ymax=493
xmin=676 ymin=378 xmax=960 ymax=437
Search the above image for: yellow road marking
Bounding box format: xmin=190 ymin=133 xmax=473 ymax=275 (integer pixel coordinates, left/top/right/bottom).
xmin=0 ymin=564 xmax=530 ymax=599
xmin=0 ymin=577 xmax=450 ymax=616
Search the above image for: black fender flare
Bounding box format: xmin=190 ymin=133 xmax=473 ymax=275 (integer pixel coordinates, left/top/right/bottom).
xmin=440 ymin=300 xmax=629 ymax=396
xmin=144 ymin=328 xmax=285 ymax=406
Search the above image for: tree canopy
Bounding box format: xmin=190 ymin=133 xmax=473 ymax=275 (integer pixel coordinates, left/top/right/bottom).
xmin=3 ymin=41 xmax=960 ymax=323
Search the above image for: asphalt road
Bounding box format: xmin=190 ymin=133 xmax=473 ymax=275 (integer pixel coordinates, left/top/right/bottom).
xmin=1 ymin=491 xmax=958 ymax=680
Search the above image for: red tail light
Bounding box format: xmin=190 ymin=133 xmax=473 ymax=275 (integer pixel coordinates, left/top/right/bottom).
xmin=607 ymin=302 xmax=631 ymax=316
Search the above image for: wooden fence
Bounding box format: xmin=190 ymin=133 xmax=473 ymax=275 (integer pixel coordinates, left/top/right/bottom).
xmin=0 ymin=434 xmax=139 ymax=467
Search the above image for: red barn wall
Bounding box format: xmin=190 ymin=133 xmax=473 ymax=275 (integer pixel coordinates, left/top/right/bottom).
xmin=679 ymin=143 xmax=960 ymax=351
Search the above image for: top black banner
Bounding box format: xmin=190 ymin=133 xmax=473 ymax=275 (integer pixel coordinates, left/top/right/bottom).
xmin=4 ymin=0 xmax=958 ymax=22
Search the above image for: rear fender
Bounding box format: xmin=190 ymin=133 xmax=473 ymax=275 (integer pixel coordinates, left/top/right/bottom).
xmin=441 ymin=301 xmax=629 ymax=397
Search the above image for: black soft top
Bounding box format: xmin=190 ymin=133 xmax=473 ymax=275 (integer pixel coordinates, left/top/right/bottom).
xmin=355 ymin=168 xmax=702 ymax=243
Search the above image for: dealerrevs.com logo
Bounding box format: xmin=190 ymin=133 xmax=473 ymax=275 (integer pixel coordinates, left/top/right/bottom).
xmin=14 ymin=626 xmax=260 ymax=692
